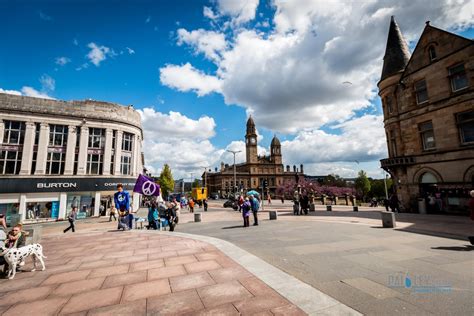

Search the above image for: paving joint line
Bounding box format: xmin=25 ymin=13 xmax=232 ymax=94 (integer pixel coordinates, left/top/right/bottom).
xmin=129 ymin=230 xmax=362 ymax=315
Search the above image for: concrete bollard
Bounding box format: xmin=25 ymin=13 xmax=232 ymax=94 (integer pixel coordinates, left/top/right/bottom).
xmin=269 ymin=211 xmax=278 ymax=220
xmin=326 ymin=205 xmax=332 ymax=211
xmin=353 ymin=206 xmax=359 ymax=212
xmin=194 ymin=213 xmax=202 ymax=222
xmin=310 ymin=204 xmax=316 ymax=212
xmin=381 ymin=211 xmax=396 ymax=228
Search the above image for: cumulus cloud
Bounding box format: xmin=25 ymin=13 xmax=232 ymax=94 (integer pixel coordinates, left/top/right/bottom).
xmin=55 ymin=57 xmax=71 ymax=66
xmin=39 ymin=11 xmax=52 ymax=21
xmin=203 ymin=6 xmax=218 ymax=20
xmin=216 ymin=0 xmax=259 ymax=24
xmin=86 ymin=42 xmax=115 ymax=66
xmin=126 ymin=47 xmax=135 ymax=54
xmin=177 ymin=28 xmax=227 ymax=61
xmin=159 ymin=63 xmax=222 ymax=97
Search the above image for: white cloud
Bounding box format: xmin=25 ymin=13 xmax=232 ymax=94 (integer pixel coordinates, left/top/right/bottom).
xmin=21 ymin=87 xmax=54 ymax=99
xmin=86 ymin=42 xmax=115 ymax=66
xmin=216 ymin=0 xmax=259 ymax=24
xmin=126 ymin=47 xmax=135 ymax=54
xmin=0 ymin=88 xmax=22 ymax=96
xmin=39 ymin=11 xmax=52 ymax=21
xmin=203 ymin=6 xmax=218 ymax=20
xmin=73 ymin=38 xmax=79 ymax=46
xmin=177 ymin=28 xmax=227 ymax=61
xmin=39 ymin=74 xmax=55 ymax=91
xmin=145 ymin=16 xmax=151 ymax=23
xmin=138 ymin=108 xmax=216 ymax=141
xmin=159 ymin=63 xmax=222 ymax=97
xmin=55 ymin=57 xmax=71 ymax=66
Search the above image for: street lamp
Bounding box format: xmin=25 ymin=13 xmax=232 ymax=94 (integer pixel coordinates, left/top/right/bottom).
xmin=226 ymin=150 xmax=241 ymax=196
xmin=383 ymin=172 xmax=389 ymax=199
xmin=200 ymin=165 xmax=211 ymax=195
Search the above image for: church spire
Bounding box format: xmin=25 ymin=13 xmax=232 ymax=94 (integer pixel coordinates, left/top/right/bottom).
xmin=246 ymin=115 xmax=256 ymax=135
xmin=381 ymin=16 xmax=411 ymax=81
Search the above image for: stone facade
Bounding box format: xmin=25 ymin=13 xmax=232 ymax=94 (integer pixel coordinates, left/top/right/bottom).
xmin=205 ymin=117 xmax=303 ymax=197
xmin=0 ymin=93 xmax=144 ymax=221
xmin=379 ymin=18 xmax=474 ymax=214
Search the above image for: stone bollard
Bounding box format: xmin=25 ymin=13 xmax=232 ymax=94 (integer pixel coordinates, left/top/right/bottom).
xmin=326 ymin=205 xmax=332 ymax=212
xmin=269 ymin=211 xmax=278 ymax=220
xmin=353 ymin=206 xmax=358 ymax=212
xmin=194 ymin=213 xmax=202 ymax=222
xmin=381 ymin=211 xmax=396 ymax=228
xmin=310 ymin=203 xmax=316 ymax=212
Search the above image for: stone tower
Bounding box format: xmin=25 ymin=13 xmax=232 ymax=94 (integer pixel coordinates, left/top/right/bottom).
xmin=270 ymin=135 xmax=282 ymax=164
xmin=245 ymin=116 xmax=258 ymax=164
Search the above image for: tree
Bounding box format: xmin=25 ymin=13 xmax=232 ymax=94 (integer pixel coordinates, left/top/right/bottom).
xmin=355 ymin=170 xmax=371 ymax=201
xmin=368 ymin=178 xmax=393 ymax=199
xmin=158 ymin=164 xmax=174 ymax=198
xmin=192 ymin=179 xmax=200 ymax=188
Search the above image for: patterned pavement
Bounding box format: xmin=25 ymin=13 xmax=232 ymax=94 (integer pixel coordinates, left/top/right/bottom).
xmin=0 ymin=231 xmax=306 ymax=315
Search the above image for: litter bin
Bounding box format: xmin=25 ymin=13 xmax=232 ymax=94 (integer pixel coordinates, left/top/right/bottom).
xmin=418 ymin=198 xmax=426 ymax=214
xmin=194 ymin=213 xmax=201 ymax=222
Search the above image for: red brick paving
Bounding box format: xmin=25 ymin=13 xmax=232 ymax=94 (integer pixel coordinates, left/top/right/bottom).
xmin=0 ymin=231 xmax=306 ymax=315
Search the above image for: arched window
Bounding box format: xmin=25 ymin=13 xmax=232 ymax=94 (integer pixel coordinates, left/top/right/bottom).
xmin=428 ymin=46 xmax=437 ymax=61
xmin=420 ymin=172 xmax=437 ymax=184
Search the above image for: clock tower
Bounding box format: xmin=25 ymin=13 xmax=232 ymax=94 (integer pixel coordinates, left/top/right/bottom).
xmin=245 ymin=116 xmax=258 ymax=164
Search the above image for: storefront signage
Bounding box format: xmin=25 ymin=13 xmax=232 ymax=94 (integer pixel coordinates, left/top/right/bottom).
xmin=0 ymin=177 xmax=136 ymax=194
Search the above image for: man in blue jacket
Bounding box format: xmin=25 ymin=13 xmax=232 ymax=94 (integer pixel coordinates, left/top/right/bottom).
xmin=114 ymin=184 xmax=133 ymax=229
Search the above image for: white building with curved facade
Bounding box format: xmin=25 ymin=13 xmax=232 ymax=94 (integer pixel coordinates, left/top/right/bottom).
xmin=0 ymin=93 xmax=144 ymax=224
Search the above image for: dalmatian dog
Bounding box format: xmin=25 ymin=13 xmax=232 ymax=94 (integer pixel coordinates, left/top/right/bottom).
xmin=0 ymin=244 xmax=46 ymax=279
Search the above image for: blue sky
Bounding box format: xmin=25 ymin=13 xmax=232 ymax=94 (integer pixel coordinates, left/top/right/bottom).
xmin=1 ymin=0 xmax=472 ymax=179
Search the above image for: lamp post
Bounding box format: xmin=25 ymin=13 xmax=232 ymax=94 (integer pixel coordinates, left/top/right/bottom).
xmin=383 ymin=172 xmax=389 ymax=199
xmin=200 ymin=165 xmax=211 ymax=196
xmin=226 ymin=150 xmax=241 ymax=196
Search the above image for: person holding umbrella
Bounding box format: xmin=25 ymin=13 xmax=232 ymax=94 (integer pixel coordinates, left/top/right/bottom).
xmin=249 ymin=194 xmax=260 ymax=226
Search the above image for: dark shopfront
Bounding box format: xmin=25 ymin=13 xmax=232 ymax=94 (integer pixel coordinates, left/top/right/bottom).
xmin=0 ymin=177 xmax=137 ymax=223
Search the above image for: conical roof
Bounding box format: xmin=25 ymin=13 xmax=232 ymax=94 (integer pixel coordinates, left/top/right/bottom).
xmin=271 ymin=135 xmax=281 ymax=146
xmin=246 ymin=115 xmax=256 ymax=134
xmin=381 ymin=16 xmax=411 ymax=81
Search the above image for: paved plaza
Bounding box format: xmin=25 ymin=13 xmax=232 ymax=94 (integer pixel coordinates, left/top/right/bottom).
xmin=0 ymin=203 xmax=473 ymax=315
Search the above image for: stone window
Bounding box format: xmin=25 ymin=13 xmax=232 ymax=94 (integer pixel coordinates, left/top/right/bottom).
xmin=3 ymin=120 xmax=25 ymax=145
xmin=112 ymin=130 xmax=116 ymax=149
xmin=46 ymin=152 xmax=65 ymax=174
xmin=87 ymin=153 xmax=103 ymax=175
xmin=456 ymin=110 xmax=474 ymax=144
xmin=88 ymin=128 xmax=105 ymax=149
xmin=448 ymin=64 xmax=468 ymax=92
xmin=419 ymin=121 xmax=436 ymax=150
xmin=49 ymin=124 xmax=68 ymax=147
xmin=414 ymin=80 xmax=428 ymax=104
xmin=122 ymin=132 xmax=133 ymax=152
xmin=120 ymin=155 xmax=131 ymax=175
xmin=428 ymin=46 xmax=437 ymax=61
xmin=0 ymin=150 xmax=22 ymax=174
xmin=389 ymin=130 xmax=397 ymax=156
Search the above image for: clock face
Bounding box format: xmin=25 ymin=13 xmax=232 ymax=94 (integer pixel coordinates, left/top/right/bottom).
xmin=250 ymin=137 xmax=256 ymax=145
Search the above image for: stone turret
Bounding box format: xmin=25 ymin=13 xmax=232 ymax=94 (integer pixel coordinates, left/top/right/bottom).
xmin=270 ymin=135 xmax=282 ymax=164
xmin=380 ymin=16 xmax=411 ymax=81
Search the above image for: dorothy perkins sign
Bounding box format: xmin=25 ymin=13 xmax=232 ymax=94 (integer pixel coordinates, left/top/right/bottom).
xmin=0 ymin=177 xmax=136 ymax=194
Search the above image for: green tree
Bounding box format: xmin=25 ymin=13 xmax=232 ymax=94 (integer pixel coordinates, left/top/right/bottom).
xmin=355 ymin=170 xmax=371 ymax=201
xmin=192 ymin=179 xmax=200 ymax=188
xmin=368 ymin=178 xmax=393 ymax=199
xmin=158 ymin=164 xmax=174 ymax=198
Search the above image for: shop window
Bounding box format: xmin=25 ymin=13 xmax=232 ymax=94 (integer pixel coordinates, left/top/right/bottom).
xmin=88 ymin=128 xmax=105 ymax=149
xmin=87 ymin=153 xmax=103 ymax=175
xmin=3 ymin=120 xmax=25 ymax=145
xmin=73 ymin=153 xmax=79 ymax=175
xmin=0 ymin=203 xmax=20 ymax=226
xmin=419 ymin=121 xmax=436 ymax=150
xmin=25 ymin=201 xmax=59 ymax=220
xmin=0 ymin=150 xmax=22 ymax=174
xmin=49 ymin=124 xmax=68 ymax=147
xmin=414 ymin=80 xmax=429 ymax=104
xmin=456 ymin=110 xmax=474 ymax=144
xmin=120 ymin=155 xmax=131 ymax=175
xmin=449 ymin=64 xmax=468 ymax=92
xmin=46 ymin=152 xmax=65 ymax=174
xmin=122 ymin=132 xmax=133 ymax=152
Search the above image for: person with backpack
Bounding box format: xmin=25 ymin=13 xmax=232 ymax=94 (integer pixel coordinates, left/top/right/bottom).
xmin=114 ymin=184 xmax=132 ymax=230
xmin=249 ymin=194 xmax=259 ymax=226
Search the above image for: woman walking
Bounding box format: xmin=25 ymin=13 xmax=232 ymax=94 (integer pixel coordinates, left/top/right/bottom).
xmin=241 ymin=197 xmax=251 ymax=227
xmin=64 ymin=206 xmax=77 ymax=233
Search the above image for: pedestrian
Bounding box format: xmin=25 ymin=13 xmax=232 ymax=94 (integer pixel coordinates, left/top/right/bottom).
xmin=171 ymin=197 xmax=180 ymax=224
xmin=109 ymin=206 xmax=117 ymax=222
xmin=0 ymin=214 xmax=6 ymax=247
xmin=241 ymin=197 xmax=251 ymax=227
xmin=281 ymin=196 xmax=284 ymax=204
xmin=147 ymin=202 xmax=159 ymax=230
xmin=114 ymin=184 xmax=132 ymax=229
xmin=300 ymin=194 xmax=309 ymax=215
xmin=468 ymin=190 xmax=474 ymax=245
xmin=267 ymin=195 xmax=271 ymax=205
xmin=1 ymin=224 xmax=27 ymax=274
xmin=389 ymin=193 xmax=400 ymax=213
xmin=165 ymin=204 xmax=177 ymax=232
xmin=249 ymin=195 xmax=259 ymax=226
xmin=383 ymin=198 xmax=390 ymax=212
xmin=188 ymin=198 xmax=195 ymax=213
xmin=63 ymin=207 xmax=77 ymax=233
xmin=203 ymin=199 xmax=208 ymax=212
xmin=238 ymin=195 xmax=244 ymax=213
